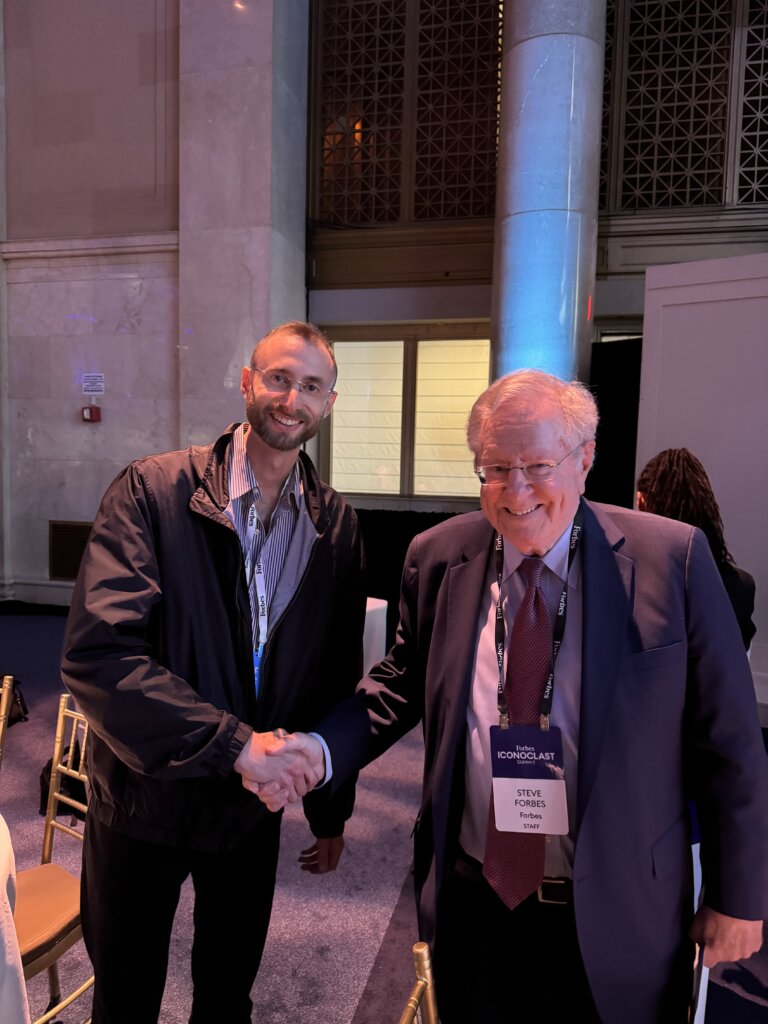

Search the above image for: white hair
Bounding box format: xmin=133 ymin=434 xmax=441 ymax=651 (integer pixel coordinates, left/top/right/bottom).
xmin=466 ymin=369 xmax=599 ymax=458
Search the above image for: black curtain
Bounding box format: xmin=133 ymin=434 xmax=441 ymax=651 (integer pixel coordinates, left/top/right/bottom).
xmin=586 ymin=337 xmax=642 ymax=509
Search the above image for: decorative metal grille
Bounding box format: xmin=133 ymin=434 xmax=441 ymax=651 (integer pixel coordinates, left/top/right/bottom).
xmin=599 ymin=0 xmax=617 ymax=211
xmin=412 ymin=0 xmax=502 ymax=220
xmin=620 ymin=0 xmax=732 ymax=208
xmin=738 ymin=0 xmax=768 ymax=203
xmin=317 ymin=1 xmax=407 ymax=224
xmin=316 ymin=0 xmax=768 ymax=225
xmin=315 ymin=0 xmax=501 ymax=226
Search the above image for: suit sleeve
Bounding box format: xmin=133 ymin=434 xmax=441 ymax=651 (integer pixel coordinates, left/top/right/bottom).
xmin=61 ymin=465 xmax=252 ymax=779
xmin=685 ymin=528 xmax=768 ymax=919
xmin=302 ymin=501 xmax=369 ymax=837
xmin=316 ymin=532 xmax=427 ymax=790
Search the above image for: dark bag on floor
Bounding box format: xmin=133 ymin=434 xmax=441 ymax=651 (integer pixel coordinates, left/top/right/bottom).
xmin=7 ymin=678 xmax=29 ymax=726
xmin=39 ymin=741 xmax=87 ymax=820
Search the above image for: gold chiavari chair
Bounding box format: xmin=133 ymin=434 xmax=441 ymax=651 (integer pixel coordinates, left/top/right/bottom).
xmin=0 ymin=675 xmax=14 ymax=776
xmin=398 ymin=942 xmax=439 ymax=1024
xmin=14 ymin=693 xmax=94 ymax=1024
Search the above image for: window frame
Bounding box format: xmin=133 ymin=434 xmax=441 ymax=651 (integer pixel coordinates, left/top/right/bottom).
xmin=317 ymin=320 xmax=491 ymax=511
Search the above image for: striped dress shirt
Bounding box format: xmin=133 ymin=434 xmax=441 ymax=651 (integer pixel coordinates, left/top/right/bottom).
xmin=223 ymin=425 xmax=300 ymax=650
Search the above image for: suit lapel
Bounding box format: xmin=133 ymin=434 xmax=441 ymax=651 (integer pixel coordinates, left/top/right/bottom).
xmin=442 ymin=540 xmax=493 ymax=712
xmin=577 ymin=500 xmax=634 ymax=828
xmin=428 ymin=524 xmax=494 ymax=847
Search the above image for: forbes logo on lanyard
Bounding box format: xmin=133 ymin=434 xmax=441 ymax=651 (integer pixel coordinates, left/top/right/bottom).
xmin=489 ymin=724 xmax=568 ymax=835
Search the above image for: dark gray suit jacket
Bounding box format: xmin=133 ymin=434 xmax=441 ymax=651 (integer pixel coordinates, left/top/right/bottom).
xmin=320 ymin=499 xmax=768 ymax=1022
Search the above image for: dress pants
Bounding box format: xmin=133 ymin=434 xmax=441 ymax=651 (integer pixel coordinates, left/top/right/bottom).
xmin=433 ymin=849 xmax=602 ymax=1024
xmin=81 ymin=812 xmax=281 ymax=1024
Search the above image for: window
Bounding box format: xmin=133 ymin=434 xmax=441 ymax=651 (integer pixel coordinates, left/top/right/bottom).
xmin=332 ymin=341 xmax=404 ymax=494
xmin=327 ymin=327 xmax=490 ymax=505
xmin=413 ymin=340 xmax=490 ymax=496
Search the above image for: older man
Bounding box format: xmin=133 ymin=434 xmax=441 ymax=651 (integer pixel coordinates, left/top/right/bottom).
xmin=62 ymin=321 xmax=366 ymax=1024
xmin=267 ymin=369 xmax=768 ymax=1023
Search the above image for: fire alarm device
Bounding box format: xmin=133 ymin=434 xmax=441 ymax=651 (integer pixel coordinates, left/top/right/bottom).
xmin=82 ymin=405 xmax=102 ymax=422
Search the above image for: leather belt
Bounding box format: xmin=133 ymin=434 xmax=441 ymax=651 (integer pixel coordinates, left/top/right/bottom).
xmin=455 ymin=849 xmax=574 ymax=907
xmin=537 ymin=877 xmax=573 ymax=906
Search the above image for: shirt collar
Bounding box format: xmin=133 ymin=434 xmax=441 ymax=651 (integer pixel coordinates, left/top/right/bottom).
xmin=228 ymin=424 xmax=301 ymax=507
xmin=502 ymin=519 xmax=576 ymax=585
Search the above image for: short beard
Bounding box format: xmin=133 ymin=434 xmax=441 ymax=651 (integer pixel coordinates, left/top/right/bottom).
xmin=245 ymin=400 xmax=318 ymax=451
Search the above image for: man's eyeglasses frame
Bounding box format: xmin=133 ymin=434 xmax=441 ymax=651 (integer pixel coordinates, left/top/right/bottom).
xmin=475 ymin=443 xmax=586 ymax=484
xmin=251 ymin=366 xmax=336 ymax=402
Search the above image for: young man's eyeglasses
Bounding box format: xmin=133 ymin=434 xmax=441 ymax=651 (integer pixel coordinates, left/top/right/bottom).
xmin=252 ymin=367 xmax=336 ymax=401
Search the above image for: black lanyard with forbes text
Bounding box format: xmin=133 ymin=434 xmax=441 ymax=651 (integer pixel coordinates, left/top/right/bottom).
xmin=494 ymin=506 xmax=583 ymax=731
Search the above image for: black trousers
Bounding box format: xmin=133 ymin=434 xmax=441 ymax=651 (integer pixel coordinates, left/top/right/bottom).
xmin=433 ymin=850 xmax=602 ymax=1024
xmin=81 ymin=812 xmax=281 ymax=1024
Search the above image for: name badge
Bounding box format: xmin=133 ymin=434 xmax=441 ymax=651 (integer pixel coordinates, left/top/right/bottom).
xmin=253 ymin=643 xmax=264 ymax=696
xmin=489 ymin=724 xmax=568 ymax=835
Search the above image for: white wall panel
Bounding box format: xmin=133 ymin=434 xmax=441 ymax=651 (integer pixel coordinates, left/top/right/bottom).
xmin=638 ymin=251 xmax=768 ymax=720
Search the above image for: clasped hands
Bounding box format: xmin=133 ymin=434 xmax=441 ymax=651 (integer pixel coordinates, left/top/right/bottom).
xmin=234 ymin=729 xmax=324 ymax=812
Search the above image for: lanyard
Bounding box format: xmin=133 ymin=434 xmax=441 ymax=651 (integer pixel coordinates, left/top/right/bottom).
xmin=243 ymin=499 xmax=268 ymax=687
xmin=494 ymin=506 xmax=583 ymax=731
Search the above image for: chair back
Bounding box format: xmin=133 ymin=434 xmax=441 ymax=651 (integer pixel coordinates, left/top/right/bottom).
xmin=398 ymin=942 xmax=439 ymax=1024
xmin=41 ymin=693 xmax=89 ymax=863
xmin=15 ymin=693 xmax=94 ymax=1022
xmin=0 ymin=675 xmax=15 ymax=776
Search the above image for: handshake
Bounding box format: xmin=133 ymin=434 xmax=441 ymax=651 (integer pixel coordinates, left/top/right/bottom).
xmin=233 ymin=729 xmax=325 ymax=812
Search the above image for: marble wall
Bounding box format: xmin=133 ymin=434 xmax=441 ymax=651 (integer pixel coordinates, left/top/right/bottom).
xmin=0 ymin=1 xmax=311 ymax=603
xmin=2 ymin=235 xmax=179 ymax=602
xmin=4 ymin=0 xmax=179 ymax=239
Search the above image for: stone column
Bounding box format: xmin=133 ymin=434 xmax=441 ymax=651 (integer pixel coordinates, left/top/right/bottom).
xmin=490 ymin=1 xmax=606 ymax=381
xmin=178 ymin=0 xmax=309 ymax=445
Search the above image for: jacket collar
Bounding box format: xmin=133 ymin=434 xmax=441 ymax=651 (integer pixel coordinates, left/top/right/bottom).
xmin=577 ymin=498 xmax=633 ymax=827
xmin=428 ymin=514 xmax=495 ymax=862
xmin=455 ymin=510 xmax=495 ymax=563
xmin=421 ymin=512 xmax=494 ymax=736
xmin=188 ymin=424 xmax=328 ymax=531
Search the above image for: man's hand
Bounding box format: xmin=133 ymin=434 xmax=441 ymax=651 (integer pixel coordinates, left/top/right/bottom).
xmin=690 ymin=906 xmax=764 ymax=967
xmin=299 ymin=836 xmax=345 ymax=874
xmin=234 ymin=730 xmax=325 ymax=807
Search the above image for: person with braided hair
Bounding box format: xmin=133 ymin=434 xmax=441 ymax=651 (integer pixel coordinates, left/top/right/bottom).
xmin=637 ymin=448 xmax=756 ymax=649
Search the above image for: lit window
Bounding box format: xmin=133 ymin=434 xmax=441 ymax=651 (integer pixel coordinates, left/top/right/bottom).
xmin=414 ymin=340 xmax=491 ymax=497
xmin=331 ymin=341 xmax=404 ymax=495
xmin=329 ymin=333 xmax=490 ymax=501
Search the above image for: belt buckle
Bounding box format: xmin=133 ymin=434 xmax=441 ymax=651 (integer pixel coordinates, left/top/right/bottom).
xmin=537 ymin=877 xmax=570 ymax=906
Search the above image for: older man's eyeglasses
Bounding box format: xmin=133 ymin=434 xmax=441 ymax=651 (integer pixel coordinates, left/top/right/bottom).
xmin=252 ymin=367 xmax=336 ymax=401
xmin=475 ymin=444 xmax=585 ymax=484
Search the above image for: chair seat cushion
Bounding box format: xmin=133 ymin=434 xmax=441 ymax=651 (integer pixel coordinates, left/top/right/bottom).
xmin=14 ymin=862 xmax=81 ymax=966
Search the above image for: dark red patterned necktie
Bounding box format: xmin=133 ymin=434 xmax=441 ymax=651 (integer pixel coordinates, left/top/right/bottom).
xmin=483 ymin=556 xmax=552 ymax=909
